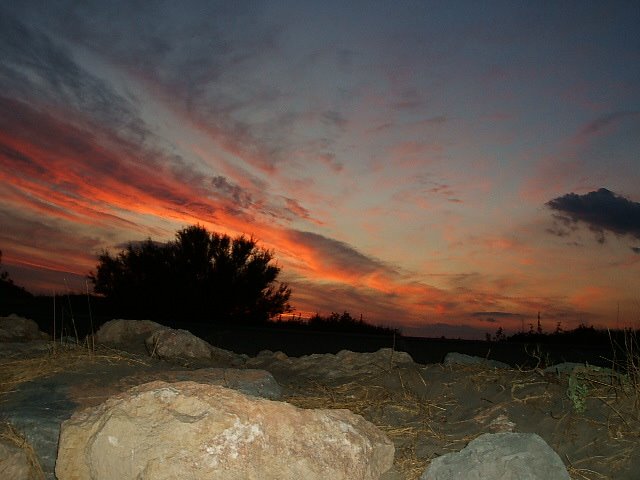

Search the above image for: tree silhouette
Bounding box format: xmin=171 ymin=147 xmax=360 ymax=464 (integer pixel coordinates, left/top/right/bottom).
xmin=89 ymin=226 xmax=291 ymax=323
xmin=0 ymin=250 xmax=32 ymax=300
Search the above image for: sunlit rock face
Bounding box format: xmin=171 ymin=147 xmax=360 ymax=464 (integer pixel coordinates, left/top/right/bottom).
xmin=56 ymin=380 xmax=395 ymax=480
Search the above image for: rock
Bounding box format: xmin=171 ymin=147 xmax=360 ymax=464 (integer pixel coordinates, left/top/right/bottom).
xmin=56 ymin=381 xmax=395 ymax=480
xmin=94 ymin=319 xmax=165 ymax=345
xmin=544 ymin=362 xmax=618 ymax=379
xmin=246 ymin=347 xmax=415 ymax=383
xmin=145 ymin=328 xmax=246 ymax=366
xmin=0 ymin=315 xmax=49 ymax=342
xmin=443 ymin=352 xmax=510 ymax=369
xmin=145 ymin=327 xmax=212 ymax=359
xmin=0 ymin=436 xmax=32 ymax=480
xmin=119 ymin=368 xmax=282 ymax=400
xmin=216 ymin=368 xmax=281 ymax=399
xmin=3 ymin=376 xmax=77 ymax=480
xmin=420 ymin=432 xmax=570 ymax=480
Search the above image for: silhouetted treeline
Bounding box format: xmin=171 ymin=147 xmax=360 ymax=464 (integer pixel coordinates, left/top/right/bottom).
xmin=487 ymin=322 xmax=640 ymax=347
xmin=271 ymin=311 xmax=399 ymax=335
xmin=89 ymin=225 xmax=291 ymax=324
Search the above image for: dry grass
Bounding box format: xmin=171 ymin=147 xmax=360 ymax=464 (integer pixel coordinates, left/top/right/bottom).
xmin=284 ymin=377 xmax=451 ymax=478
xmin=0 ymin=343 xmax=150 ymax=397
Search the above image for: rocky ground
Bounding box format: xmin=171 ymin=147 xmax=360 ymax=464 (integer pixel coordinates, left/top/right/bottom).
xmin=1 ymin=317 xmax=639 ymax=479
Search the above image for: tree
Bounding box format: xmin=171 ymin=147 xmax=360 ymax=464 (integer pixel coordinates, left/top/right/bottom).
xmin=0 ymin=250 xmax=32 ymax=300
xmin=89 ymin=226 xmax=291 ymax=323
xmin=0 ymin=250 xmax=10 ymax=283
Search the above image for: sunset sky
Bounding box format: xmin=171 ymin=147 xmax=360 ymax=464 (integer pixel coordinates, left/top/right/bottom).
xmin=1 ymin=1 xmax=639 ymax=338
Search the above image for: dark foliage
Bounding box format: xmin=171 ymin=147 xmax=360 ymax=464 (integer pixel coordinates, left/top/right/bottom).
xmin=487 ymin=322 xmax=639 ymax=348
xmin=271 ymin=310 xmax=398 ymax=335
xmin=0 ymin=250 xmax=32 ymax=301
xmin=89 ymin=225 xmax=291 ymax=324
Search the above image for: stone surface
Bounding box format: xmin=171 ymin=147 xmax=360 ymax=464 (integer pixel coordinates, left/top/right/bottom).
xmin=145 ymin=328 xmax=246 ymax=366
xmin=94 ymin=319 xmax=164 ymax=345
xmin=543 ymin=362 xmax=618 ymax=379
xmin=246 ymin=347 xmax=415 ymax=382
xmin=3 ymin=376 xmax=77 ymax=480
xmin=145 ymin=327 xmax=212 ymax=359
xmin=2 ymin=357 xmax=281 ymax=480
xmin=56 ymin=380 xmax=395 ymax=480
xmin=117 ymin=368 xmax=282 ymax=400
xmin=0 ymin=437 xmax=32 ymax=480
xmin=443 ymin=352 xmax=510 ymax=369
xmin=0 ymin=315 xmax=49 ymax=342
xmin=420 ymin=432 xmax=570 ymax=480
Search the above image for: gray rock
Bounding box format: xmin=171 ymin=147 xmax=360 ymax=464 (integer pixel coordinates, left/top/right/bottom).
xmin=94 ymin=319 xmax=165 ymax=345
xmin=217 ymin=368 xmax=281 ymax=399
xmin=0 ymin=436 xmax=32 ymax=480
xmin=443 ymin=352 xmax=510 ymax=369
xmin=2 ymin=378 xmax=77 ymax=479
xmin=544 ymin=362 xmax=616 ymax=377
xmin=145 ymin=327 xmax=212 ymax=359
xmin=56 ymin=381 xmax=395 ymax=480
xmin=246 ymin=347 xmax=415 ymax=382
xmin=121 ymin=368 xmax=282 ymax=400
xmin=145 ymin=328 xmax=246 ymax=366
xmin=420 ymin=432 xmax=570 ymax=480
xmin=0 ymin=315 xmax=49 ymax=342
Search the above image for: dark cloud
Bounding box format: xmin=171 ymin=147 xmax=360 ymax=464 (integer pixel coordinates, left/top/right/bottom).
xmin=470 ymin=311 xmax=523 ymax=318
xmin=2 ymin=1 xmax=291 ymax=172
xmin=283 ymin=198 xmax=313 ymax=222
xmin=547 ymin=189 xmax=640 ymax=248
xmin=579 ymin=111 xmax=640 ymax=137
xmin=416 ymin=115 xmax=447 ymax=126
xmin=546 ymin=213 xmax=580 ymax=238
xmin=288 ymin=230 xmax=394 ymax=277
xmin=322 ymin=110 xmax=348 ymax=130
xmin=211 ymin=176 xmax=254 ymax=209
xmin=392 ymin=88 xmax=427 ymax=111
xmin=0 ymin=11 xmax=148 ymax=144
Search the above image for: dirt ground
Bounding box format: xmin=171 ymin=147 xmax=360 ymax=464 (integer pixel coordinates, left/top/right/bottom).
xmin=281 ymin=362 xmax=640 ymax=479
xmin=1 ymin=343 xmax=639 ymax=479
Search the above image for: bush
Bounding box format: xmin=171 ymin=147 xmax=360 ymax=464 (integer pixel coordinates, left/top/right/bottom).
xmin=89 ymin=225 xmax=291 ymax=323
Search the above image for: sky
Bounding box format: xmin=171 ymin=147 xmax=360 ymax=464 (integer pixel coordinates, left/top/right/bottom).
xmin=1 ymin=1 xmax=639 ymax=338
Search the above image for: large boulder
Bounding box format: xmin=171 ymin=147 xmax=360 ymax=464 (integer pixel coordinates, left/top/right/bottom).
xmin=0 ymin=315 xmax=48 ymax=342
xmin=420 ymin=432 xmax=570 ymax=480
xmin=94 ymin=319 xmax=164 ymax=345
xmin=56 ymin=381 xmax=395 ymax=480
